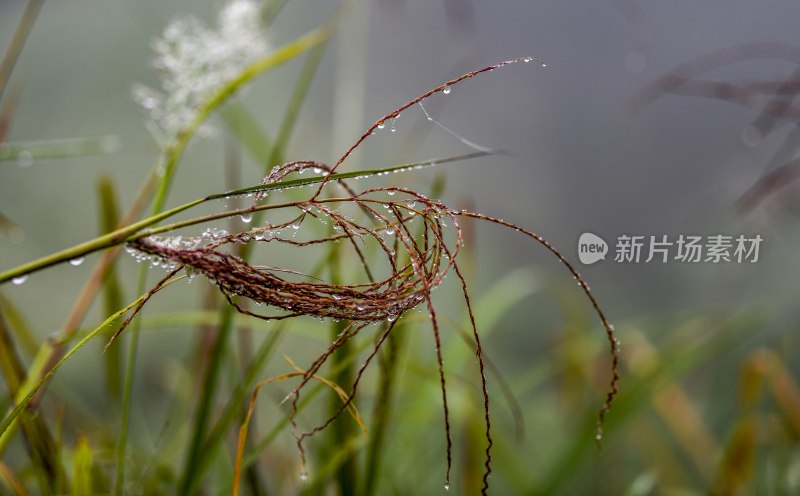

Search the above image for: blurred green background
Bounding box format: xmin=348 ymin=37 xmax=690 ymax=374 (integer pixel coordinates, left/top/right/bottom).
xmin=1 ymin=0 xmax=800 ymax=494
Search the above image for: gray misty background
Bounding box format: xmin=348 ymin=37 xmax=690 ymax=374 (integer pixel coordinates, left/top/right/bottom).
xmin=1 ymin=0 xmax=799 ymax=347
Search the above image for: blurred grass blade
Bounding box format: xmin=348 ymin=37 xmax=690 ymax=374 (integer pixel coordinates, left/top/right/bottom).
xmin=710 ymin=419 xmax=757 ymax=496
xmin=0 ymin=212 xmax=24 ymax=243
xmin=260 ymin=0 xmax=288 ymax=25
xmin=626 ymin=329 xmax=717 ymax=476
xmin=71 ymin=435 xmax=94 ymax=495
xmin=0 ymin=277 xmax=183 ymax=442
xmin=325 ymin=241 xmax=358 ymax=496
xmin=0 ymin=307 xmax=63 ymax=493
xmin=0 ymin=293 xmax=39 ymax=357
xmin=0 ymin=0 xmax=45 ymax=102
xmin=710 ymin=352 xmax=761 ymax=496
xmin=179 ymin=302 xmax=235 ymax=495
xmin=759 ymin=349 xmax=800 ymax=434
xmin=0 ymin=461 xmax=29 ymax=496
xmin=537 ymin=312 xmax=760 ymax=494
xmin=97 ymin=177 xmax=124 ymax=397
xmin=222 ymin=104 xmax=273 ymax=166
xmin=0 ymin=136 xmax=121 ymax=163
xmin=267 ymin=40 xmax=328 ymax=169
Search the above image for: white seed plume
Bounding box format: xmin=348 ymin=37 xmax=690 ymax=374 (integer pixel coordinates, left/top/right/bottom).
xmin=132 ymin=0 xmax=268 ymax=139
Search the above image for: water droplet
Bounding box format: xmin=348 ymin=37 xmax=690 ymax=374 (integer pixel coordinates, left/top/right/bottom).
xmin=387 ymin=190 xmax=396 ymax=196
xmin=444 ymin=483 xmax=450 ymax=491
xmin=405 ymin=199 xmax=416 ymax=208
xmin=377 ymin=121 xmax=385 ymax=130
xmin=390 ymin=118 xmax=397 ymax=133
xmin=313 ymin=167 xmax=322 ymax=174
xmin=69 ymin=257 xmax=85 ymax=266
xmin=387 ymin=313 xmax=397 ymax=322
xmin=12 ymin=275 xmax=28 ymax=285
xmin=292 ymin=223 xmax=301 ymax=230
xmin=300 ymin=471 xmax=308 ymax=481
xmin=523 ymin=57 xmax=533 ymax=63
xmin=442 ymin=85 xmax=451 ymax=95
xmin=595 ymin=432 xmax=603 ymax=441
xmin=385 ymin=227 xmax=395 ymax=236
xmin=240 ymin=213 xmax=253 ymax=223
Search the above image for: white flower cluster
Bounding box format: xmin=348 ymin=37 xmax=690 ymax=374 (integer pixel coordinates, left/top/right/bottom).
xmin=132 ymin=0 xmax=268 ymax=139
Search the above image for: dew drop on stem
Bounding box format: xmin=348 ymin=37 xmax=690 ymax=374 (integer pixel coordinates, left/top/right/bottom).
xmin=12 ymin=275 xmax=28 ymax=285
xmin=69 ymin=257 xmax=85 ymax=266
xmin=442 ymin=85 xmax=451 ymax=94
xmin=240 ymin=213 xmax=253 ymax=223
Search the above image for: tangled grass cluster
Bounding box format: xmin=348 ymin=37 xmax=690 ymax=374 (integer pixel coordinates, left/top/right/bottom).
xmin=108 ymin=57 xmax=622 ymax=494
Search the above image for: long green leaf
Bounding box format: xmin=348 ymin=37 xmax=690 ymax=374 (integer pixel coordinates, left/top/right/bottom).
xmin=0 ymin=136 xmax=120 ymax=162
xmin=97 ymin=177 xmax=124 ymax=397
xmin=0 ymin=151 xmax=490 ymax=284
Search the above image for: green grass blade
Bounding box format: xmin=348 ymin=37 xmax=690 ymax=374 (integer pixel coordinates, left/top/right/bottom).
xmin=326 ymin=243 xmax=358 ymax=495
xmin=536 ymin=312 xmax=761 ymax=494
xmin=71 ymin=435 xmax=94 ymax=495
xmin=178 ymin=305 xmax=236 ymax=494
xmin=0 ymin=293 xmax=39 ymax=358
xmin=0 ymin=151 xmax=490 ymax=283
xmin=97 ymin=177 xmax=125 ymax=398
xmin=0 ymin=279 xmax=183 ymax=442
xmin=0 ymin=136 xmax=120 ymax=163
xmin=268 ymin=40 xmax=328 ymax=169
xmin=0 ymin=0 xmax=45 ymax=102
xmin=0 ymin=307 xmax=64 ymax=493
xmin=222 ymin=103 xmax=274 ymax=167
